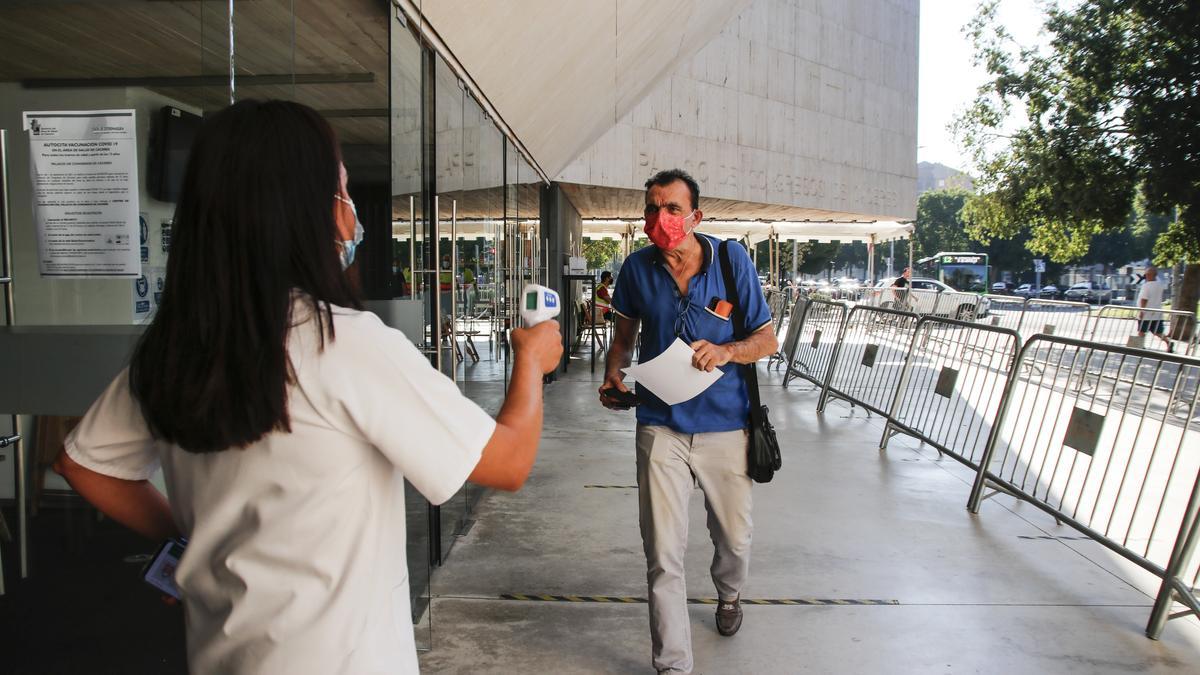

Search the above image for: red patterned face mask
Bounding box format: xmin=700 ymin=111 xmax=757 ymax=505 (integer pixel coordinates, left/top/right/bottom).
xmin=644 ymin=209 xmax=697 ymax=250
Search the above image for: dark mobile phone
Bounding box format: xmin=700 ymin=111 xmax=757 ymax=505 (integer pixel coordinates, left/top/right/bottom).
xmin=602 ymin=387 xmax=640 ymax=407
xmin=142 ymin=538 xmax=187 ymax=600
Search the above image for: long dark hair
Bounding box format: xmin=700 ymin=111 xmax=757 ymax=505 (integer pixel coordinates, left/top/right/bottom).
xmin=130 ymin=100 xmax=361 ymax=453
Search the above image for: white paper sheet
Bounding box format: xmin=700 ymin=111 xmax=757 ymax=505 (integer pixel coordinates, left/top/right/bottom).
xmin=23 ymin=109 xmax=141 ymax=278
xmin=622 ymin=338 xmax=723 ymax=405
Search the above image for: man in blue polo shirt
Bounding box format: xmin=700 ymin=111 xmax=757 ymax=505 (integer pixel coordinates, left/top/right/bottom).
xmin=599 ymin=169 xmax=778 ymax=674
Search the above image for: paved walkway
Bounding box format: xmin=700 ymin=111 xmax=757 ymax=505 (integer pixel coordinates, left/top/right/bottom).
xmin=421 ymin=352 xmax=1200 ymax=674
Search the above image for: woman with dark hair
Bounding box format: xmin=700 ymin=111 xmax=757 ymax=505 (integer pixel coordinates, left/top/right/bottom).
xmin=54 ymin=100 xmax=561 ymax=673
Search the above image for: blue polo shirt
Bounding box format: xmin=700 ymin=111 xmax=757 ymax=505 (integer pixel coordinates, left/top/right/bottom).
xmin=611 ymin=234 xmax=771 ymax=433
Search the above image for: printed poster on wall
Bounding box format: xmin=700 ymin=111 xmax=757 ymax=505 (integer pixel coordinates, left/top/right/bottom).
xmin=132 ymin=266 xmax=167 ymax=323
xmin=132 ymin=272 xmax=152 ymax=322
xmin=23 ymin=109 xmax=140 ymax=278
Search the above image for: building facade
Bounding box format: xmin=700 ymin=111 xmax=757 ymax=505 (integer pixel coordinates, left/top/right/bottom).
xmin=0 ymin=0 xmax=918 ymax=638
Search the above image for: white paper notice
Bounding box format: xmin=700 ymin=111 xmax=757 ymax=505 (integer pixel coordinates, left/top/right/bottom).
xmin=24 ymin=109 xmax=140 ymax=278
xmin=622 ymin=338 xmax=723 ymax=406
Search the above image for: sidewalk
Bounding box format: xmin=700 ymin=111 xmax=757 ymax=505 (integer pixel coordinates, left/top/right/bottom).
xmin=421 ymin=358 xmax=1200 ymax=674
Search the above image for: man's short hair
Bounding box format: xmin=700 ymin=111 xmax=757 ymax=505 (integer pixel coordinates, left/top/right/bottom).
xmin=644 ymin=169 xmax=699 ymax=210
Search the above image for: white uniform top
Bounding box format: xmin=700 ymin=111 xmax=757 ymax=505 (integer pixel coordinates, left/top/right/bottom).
xmin=65 ymin=297 xmax=494 ymax=674
xmin=1137 ymin=279 xmax=1164 ymax=309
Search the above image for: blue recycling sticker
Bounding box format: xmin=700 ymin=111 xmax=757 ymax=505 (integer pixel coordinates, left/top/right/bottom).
xmin=135 ymin=276 xmax=149 ymax=298
xmin=135 ymin=301 xmax=150 ymax=313
xmin=139 ymin=216 xmax=149 ymax=245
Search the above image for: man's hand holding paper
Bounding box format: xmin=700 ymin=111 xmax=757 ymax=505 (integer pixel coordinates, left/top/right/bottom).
xmin=688 ymin=339 xmax=732 ymax=372
xmin=620 ymin=338 xmax=723 ymax=406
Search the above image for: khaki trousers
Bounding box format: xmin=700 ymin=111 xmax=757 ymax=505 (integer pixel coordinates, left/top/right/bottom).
xmin=635 ymin=424 xmax=754 ymax=674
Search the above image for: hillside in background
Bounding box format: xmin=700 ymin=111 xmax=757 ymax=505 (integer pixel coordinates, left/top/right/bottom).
xmin=918 ymin=161 xmax=974 ymax=194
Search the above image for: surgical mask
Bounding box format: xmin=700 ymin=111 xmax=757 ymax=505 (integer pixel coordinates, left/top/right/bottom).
xmin=644 ymin=209 xmax=697 ymax=251
xmin=334 ymin=194 xmax=364 ymax=270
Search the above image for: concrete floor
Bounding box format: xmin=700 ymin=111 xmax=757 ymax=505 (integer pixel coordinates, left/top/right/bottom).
xmin=420 ymin=349 xmax=1200 ymax=674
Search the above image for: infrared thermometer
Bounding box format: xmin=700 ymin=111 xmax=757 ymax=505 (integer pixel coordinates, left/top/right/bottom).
xmin=520 ymin=284 xmax=561 ymax=326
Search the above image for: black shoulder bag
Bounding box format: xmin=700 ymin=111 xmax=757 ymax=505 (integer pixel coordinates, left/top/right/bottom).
xmin=718 ymin=240 xmax=782 ymax=484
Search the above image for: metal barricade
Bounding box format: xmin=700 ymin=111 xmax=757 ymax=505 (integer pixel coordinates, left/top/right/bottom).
xmin=880 ymin=317 xmax=1021 ymax=469
xmin=932 ymin=291 xmax=982 ymax=321
xmin=764 ymin=288 xmax=785 ymax=325
xmin=817 ymin=305 xmax=919 ymax=415
xmin=1087 ymin=305 xmax=1198 ymax=356
xmin=967 ymin=337 xmax=1200 ymax=639
xmin=977 ymin=294 xmax=1025 ymax=332
xmin=829 ymin=286 xmax=863 ymax=303
xmin=879 ymin=287 xmax=942 ymax=316
xmin=783 ymin=299 xmax=848 ymax=389
xmin=772 ymin=296 xmax=807 ymax=372
xmin=854 ymin=287 xmax=887 ymax=307
xmin=1019 ymin=298 xmax=1093 ymax=341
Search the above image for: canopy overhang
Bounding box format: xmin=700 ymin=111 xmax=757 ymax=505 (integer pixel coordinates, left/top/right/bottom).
xmin=579 ymin=219 xmax=914 ymax=244
xmin=391 ymin=218 xmax=915 ymax=246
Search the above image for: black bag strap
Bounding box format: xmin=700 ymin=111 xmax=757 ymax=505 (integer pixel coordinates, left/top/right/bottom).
xmin=718 ymin=240 xmax=764 ymax=416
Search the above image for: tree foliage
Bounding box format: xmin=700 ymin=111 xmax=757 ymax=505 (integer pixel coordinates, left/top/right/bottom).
xmin=582 ymin=238 xmax=620 ymax=270
xmin=954 ymin=0 xmax=1200 ymax=265
xmin=914 ymin=188 xmax=976 ymax=259
xmin=757 ymin=241 xmax=842 ymax=277
xmin=797 ymin=242 xmax=841 ymax=275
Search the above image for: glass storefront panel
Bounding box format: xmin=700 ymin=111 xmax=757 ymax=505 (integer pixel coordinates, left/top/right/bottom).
xmin=431 ymin=53 xmax=465 ymax=567
xmin=2 ymin=0 xmax=545 ymax=662
xmin=388 ymin=9 xmax=433 ymax=639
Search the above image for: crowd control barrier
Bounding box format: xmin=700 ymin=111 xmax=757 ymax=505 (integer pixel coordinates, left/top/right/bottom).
xmin=765 ymin=289 xmax=787 ymax=330
xmin=967 ymin=336 xmax=1200 ymax=639
xmin=772 ymin=296 xmax=808 ymax=372
xmin=879 ymin=318 xmax=1021 ymax=469
xmin=1018 ymin=298 xmax=1092 ymax=341
xmin=782 ymin=299 xmax=848 ymax=389
xmin=1087 ymin=305 xmax=1198 ymax=356
xmin=977 ymin=294 xmax=1025 ymax=332
xmin=932 ymin=291 xmax=982 ymax=321
xmin=817 ymin=305 xmax=919 ymax=415
xmin=873 ymin=287 xmax=940 ymax=316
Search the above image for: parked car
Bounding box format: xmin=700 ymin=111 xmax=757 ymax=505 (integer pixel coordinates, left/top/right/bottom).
xmin=990 ymin=281 xmax=1015 ymax=295
xmin=832 ymin=277 xmax=862 ymax=300
xmin=1038 ymin=284 xmax=1062 ymax=299
xmin=1063 ymin=281 xmax=1113 ymax=305
xmin=1014 ymin=283 xmax=1038 ymax=299
xmin=873 ymin=277 xmax=989 ymax=319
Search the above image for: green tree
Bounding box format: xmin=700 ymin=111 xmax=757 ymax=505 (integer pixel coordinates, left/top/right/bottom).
xmin=765 ymin=240 xmax=842 ymax=278
xmin=914 ymin=188 xmax=975 ymax=259
xmin=797 ymin=243 xmax=841 ymax=276
xmin=954 ymin=0 xmax=1200 ymax=329
xmin=582 ymin=238 xmax=620 ymax=270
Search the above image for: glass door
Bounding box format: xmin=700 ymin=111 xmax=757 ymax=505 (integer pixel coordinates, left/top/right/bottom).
xmin=431 ymin=52 xmax=465 ymax=566
xmin=388 ymin=8 xmax=432 ymax=650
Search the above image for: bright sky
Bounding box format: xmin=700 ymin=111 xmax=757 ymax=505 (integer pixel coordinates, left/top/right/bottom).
xmin=918 ymin=0 xmax=1050 ymax=172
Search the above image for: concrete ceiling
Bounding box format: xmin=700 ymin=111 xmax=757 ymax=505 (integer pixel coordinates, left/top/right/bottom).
xmin=419 ymin=0 xmax=753 ymax=180
xmin=0 ymin=0 xmax=389 ymax=154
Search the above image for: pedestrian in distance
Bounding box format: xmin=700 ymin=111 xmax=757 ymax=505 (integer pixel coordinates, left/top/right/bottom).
xmin=1136 ymin=266 xmax=1173 ymax=352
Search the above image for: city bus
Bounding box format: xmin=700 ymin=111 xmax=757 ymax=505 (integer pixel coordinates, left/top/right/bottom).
xmin=916 ymin=252 xmax=990 ymax=292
